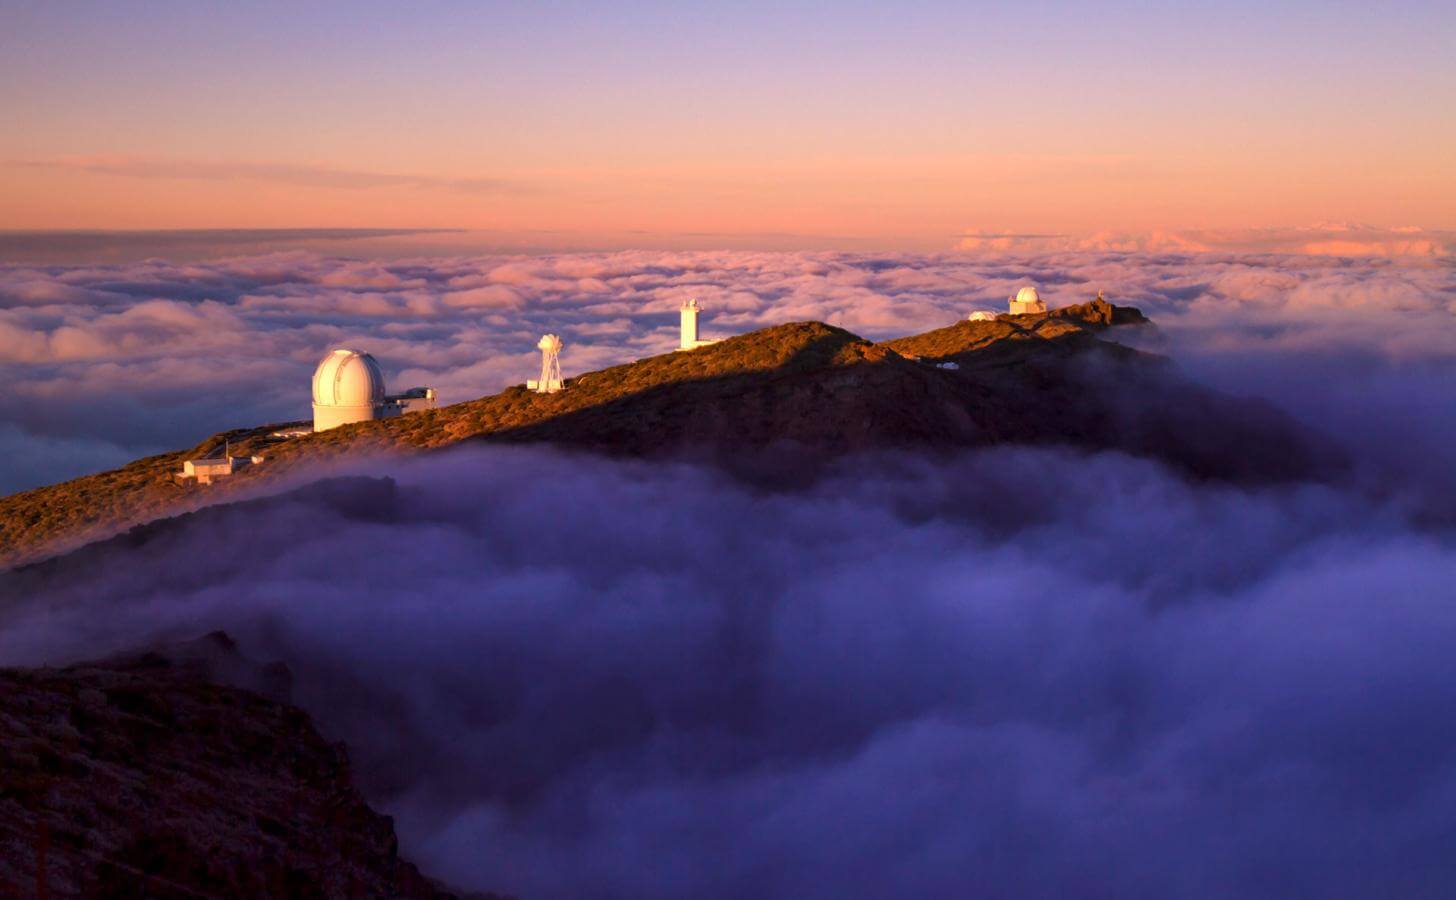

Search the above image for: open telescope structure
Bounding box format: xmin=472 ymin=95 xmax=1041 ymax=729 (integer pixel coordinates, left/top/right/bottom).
xmin=528 ymin=333 xmax=565 ymax=393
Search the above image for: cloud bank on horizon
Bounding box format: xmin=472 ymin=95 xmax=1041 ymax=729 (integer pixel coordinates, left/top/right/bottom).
xmin=0 ymin=236 xmax=1453 ymax=495
xmin=957 ymin=224 xmax=1456 ymax=258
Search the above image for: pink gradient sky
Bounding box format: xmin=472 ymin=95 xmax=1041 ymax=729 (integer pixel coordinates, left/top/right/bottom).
xmin=2 ymin=1 xmax=1453 ymax=248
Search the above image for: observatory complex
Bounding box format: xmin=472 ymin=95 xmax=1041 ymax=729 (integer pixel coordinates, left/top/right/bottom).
xmin=311 ymin=349 xmax=437 ymax=432
xmin=1008 ymin=286 xmax=1047 ymax=315
xmin=679 ymin=298 xmax=719 ymax=350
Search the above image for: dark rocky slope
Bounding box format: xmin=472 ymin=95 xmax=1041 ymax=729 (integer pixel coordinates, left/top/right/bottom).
xmin=0 ymin=632 xmax=470 ymax=898
xmin=882 ymin=301 xmax=1339 ymax=483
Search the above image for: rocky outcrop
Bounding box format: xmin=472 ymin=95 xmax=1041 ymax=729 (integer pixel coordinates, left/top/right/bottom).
xmin=0 ymin=632 xmax=463 ymax=898
xmin=883 ymin=298 xmax=1338 ymax=482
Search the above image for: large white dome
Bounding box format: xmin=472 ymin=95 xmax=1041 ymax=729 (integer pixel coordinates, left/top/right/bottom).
xmin=1015 ymin=286 xmax=1041 ymax=305
xmin=312 ymin=349 xmax=386 ymax=408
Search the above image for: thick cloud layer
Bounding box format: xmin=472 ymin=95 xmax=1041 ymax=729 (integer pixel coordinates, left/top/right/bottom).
xmin=2 ymin=246 xmax=1452 ymax=493
xmin=2 ymin=445 xmax=1455 ymax=899
xmin=2 ymin=246 xmax=1454 ymax=896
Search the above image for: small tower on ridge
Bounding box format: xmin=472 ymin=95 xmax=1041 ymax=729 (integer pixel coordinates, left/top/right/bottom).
xmin=528 ymin=334 xmax=565 ymax=393
xmin=681 ymin=298 xmax=701 ymax=350
xmin=678 ymin=298 xmax=718 ymax=351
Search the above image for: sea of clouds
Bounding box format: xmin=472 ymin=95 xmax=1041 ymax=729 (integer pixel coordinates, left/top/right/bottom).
xmin=1 ymin=244 xmax=1453 ymax=494
xmin=1 ymin=245 xmax=1455 ymax=897
xmin=2 ymin=443 xmax=1455 ymax=898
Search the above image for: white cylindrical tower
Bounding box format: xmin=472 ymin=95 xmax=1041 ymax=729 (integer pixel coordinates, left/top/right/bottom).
xmin=312 ymin=349 xmax=387 ymax=431
xmin=680 ymin=298 xmax=700 ymax=350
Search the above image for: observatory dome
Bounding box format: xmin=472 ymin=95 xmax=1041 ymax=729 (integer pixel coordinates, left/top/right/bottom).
xmin=311 ymin=349 xmax=389 ymax=431
xmin=1009 ymin=285 xmax=1047 ymax=314
xmin=312 ymin=349 xmax=386 ymax=408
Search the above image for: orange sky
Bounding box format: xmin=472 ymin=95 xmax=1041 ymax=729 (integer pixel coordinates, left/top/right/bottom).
xmin=3 ymin=2 xmax=1453 ymax=248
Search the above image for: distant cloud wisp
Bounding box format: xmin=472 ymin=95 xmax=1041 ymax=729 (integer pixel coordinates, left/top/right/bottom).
xmin=956 ymin=225 xmax=1456 ymax=257
xmin=9 ymin=157 xmax=526 ymax=195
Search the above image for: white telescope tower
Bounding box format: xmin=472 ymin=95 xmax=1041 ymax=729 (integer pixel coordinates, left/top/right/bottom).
xmin=681 ymin=298 xmax=701 ymax=349
xmin=528 ymin=333 xmax=565 ymax=393
xmin=678 ymin=298 xmax=718 ymax=350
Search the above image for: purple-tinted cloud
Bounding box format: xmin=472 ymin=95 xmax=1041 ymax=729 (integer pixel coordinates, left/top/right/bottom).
xmin=2 ymin=446 xmax=1454 ymax=898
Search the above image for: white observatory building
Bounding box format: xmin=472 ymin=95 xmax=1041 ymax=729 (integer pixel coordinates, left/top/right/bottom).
xmin=1008 ymin=286 xmax=1047 ymax=315
xmin=311 ymin=348 xmax=437 ymax=432
xmin=679 ymin=298 xmax=719 ymax=350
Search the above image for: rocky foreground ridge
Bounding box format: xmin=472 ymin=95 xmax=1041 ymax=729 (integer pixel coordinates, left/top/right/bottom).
xmin=0 ymin=632 xmax=480 ymax=898
xmin=0 ymin=299 xmax=1334 ymax=567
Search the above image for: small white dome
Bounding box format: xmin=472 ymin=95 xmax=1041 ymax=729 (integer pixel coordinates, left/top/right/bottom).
xmin=1015 ymin=286 xmax=1041 ymax=305
xmin=312 ymin=349 xmax=386 ymax=408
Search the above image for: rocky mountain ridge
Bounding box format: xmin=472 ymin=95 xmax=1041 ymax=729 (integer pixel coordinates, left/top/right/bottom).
xmin=0 ymin=299 xmax=1333 ymax=567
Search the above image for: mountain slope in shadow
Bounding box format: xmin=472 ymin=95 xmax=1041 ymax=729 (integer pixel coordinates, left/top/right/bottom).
xmin=0 ymin=630 xmax=499 ymax=898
